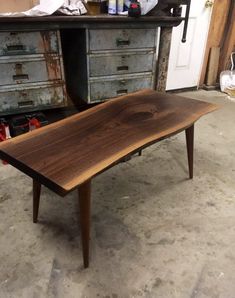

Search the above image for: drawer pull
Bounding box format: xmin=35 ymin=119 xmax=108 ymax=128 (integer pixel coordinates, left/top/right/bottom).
xmin=116 ymin=39 xmax=130 ymax=47
xmin=117 ymin=89 xmax=128 ymax=95
xmin=13 ymin=74 xmax=29 ymax=81
xmin=18 ymin=101 xmax=34 ymax=108
xmin=7 ymin=45 xmax=25 ymax=52
xmin=117 ymin=66 xmax=129 ymax=71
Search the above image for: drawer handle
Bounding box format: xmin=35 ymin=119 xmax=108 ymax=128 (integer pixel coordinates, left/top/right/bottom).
xmin=117 ymin=89 xmax=128 ymax=95
xmin=13 ymin=74 xmax=29 ymax=81
xmin=116 ymin=39 xmax=130 ymax=47
xmin=18 ymin=101 xmax=34 ymax=108
xmin=117 ymin=66 xmax=129 ymax=71
xmin=7 ymin=45 xmax=25 ymax=52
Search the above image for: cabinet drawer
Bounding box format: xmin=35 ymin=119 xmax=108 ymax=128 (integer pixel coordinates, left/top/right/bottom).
xmin=0 ymin=31 xmax=59 ymax=56
xmin=89 ymin=51 xmax=154 ymax=77
xmin=0 ymin=55 xmax=62 ymax=86
xmin=89 ymin=75 xmax=153 ymax=102
xmin=0 ymin=84 xmax=66 ymax=115
xmin=89 ymin=29 xmax=156 ymax=51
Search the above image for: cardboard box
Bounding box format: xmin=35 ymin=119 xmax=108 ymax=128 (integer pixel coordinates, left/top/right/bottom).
xmin=0 ymin=0 xmax=39 ymax=13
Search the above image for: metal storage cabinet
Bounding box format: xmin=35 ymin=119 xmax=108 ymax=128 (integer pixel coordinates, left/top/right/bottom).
xmin=0 ymin=30 xmax=67 ymax=116
xmin=62 ymin=28 xmax=157 ymax=104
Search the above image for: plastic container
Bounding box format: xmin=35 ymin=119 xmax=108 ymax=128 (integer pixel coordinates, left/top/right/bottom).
xmin=220 ymin=52 xmax=235 ymax=100
xmin=86 ymin=0 xmax=101 ymax=15
xmin=117 ymin=0 xmax=124 ymax=14
xmin=108 ymin=0 xmax=117 ymax=14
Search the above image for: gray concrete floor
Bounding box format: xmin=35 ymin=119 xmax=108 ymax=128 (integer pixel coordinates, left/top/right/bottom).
xmin=0 ymin=90 xmax=235 ymax=298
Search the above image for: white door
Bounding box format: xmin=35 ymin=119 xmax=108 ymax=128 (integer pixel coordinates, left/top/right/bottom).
xmin=166 ymin=0 xmax=213 ymax=90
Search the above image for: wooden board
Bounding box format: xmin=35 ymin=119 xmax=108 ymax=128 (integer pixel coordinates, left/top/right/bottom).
xmin=0 ymin=89 xmax=218 ymax=196
xmin=218 ymin=0 xmax=235 ymax=74
xmin=0 ymin=15 xmax=183 ymax=31
xmin=0 ymin=0 xmax=38 ymax=13
xmin=206 ymin=46 xmax=220 ymax=86
xmin=200 ymin=0 xmax=231 ymax=85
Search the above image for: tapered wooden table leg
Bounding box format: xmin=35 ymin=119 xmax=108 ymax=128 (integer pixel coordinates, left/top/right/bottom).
xmin=33 ymin=179 xmax=41 ymax=223
xmin=78 ymin=180 xmax=91 ymax=268
xmin=185 ymin=124 xmax=194 ymax=179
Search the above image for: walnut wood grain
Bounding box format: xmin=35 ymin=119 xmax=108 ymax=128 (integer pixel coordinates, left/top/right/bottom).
xmin=0 ymin=89 xmax=218 ymax=196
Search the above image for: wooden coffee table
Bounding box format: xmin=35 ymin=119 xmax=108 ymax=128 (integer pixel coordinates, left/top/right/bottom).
xmin=0 ymin=89 xmax=218 ymax=268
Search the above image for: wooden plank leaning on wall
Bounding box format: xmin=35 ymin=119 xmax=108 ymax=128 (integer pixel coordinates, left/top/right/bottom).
xmin=218 ymin=0 xmax=235 ymax=74
xmin=200 ymin=0 xmax=235 ymax=86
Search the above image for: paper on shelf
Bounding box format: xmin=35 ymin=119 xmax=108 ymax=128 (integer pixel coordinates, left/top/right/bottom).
xmin=0 ymin=0 xmax=64 ymax=17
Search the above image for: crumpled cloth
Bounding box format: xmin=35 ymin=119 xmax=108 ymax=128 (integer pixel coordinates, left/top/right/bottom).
xmin=58 ymin=0 xmax=87 ymax=15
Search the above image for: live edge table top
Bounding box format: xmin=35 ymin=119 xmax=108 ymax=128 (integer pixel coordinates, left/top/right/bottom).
xmin=0 ymin=89 xmax=218 ymax=196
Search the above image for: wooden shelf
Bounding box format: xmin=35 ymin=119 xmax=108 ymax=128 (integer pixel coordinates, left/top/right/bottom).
xmin=0 ymin=15 xmax=184 ymax=31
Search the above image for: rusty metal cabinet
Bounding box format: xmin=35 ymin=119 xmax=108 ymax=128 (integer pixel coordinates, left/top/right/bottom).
xmin=0 ymin=30 xmax=67 ymax=116
xmin=62 ymin=28 xmax=157 ymax=104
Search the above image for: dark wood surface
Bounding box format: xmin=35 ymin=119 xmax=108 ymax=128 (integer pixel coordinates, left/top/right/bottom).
xmin=0 ymin=89 xmax=218 ymax=196
xmin=0 ymin=15 xmax=183 ymax=31
xmin=185 ymin=125 xmax=194 ymax=179
xmin=33 ymin=179 xmax=41 ymax=223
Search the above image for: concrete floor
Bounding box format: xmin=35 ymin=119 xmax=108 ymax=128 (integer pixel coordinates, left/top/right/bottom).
xmin=0 ymin=90 xmax=235 ymax=298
